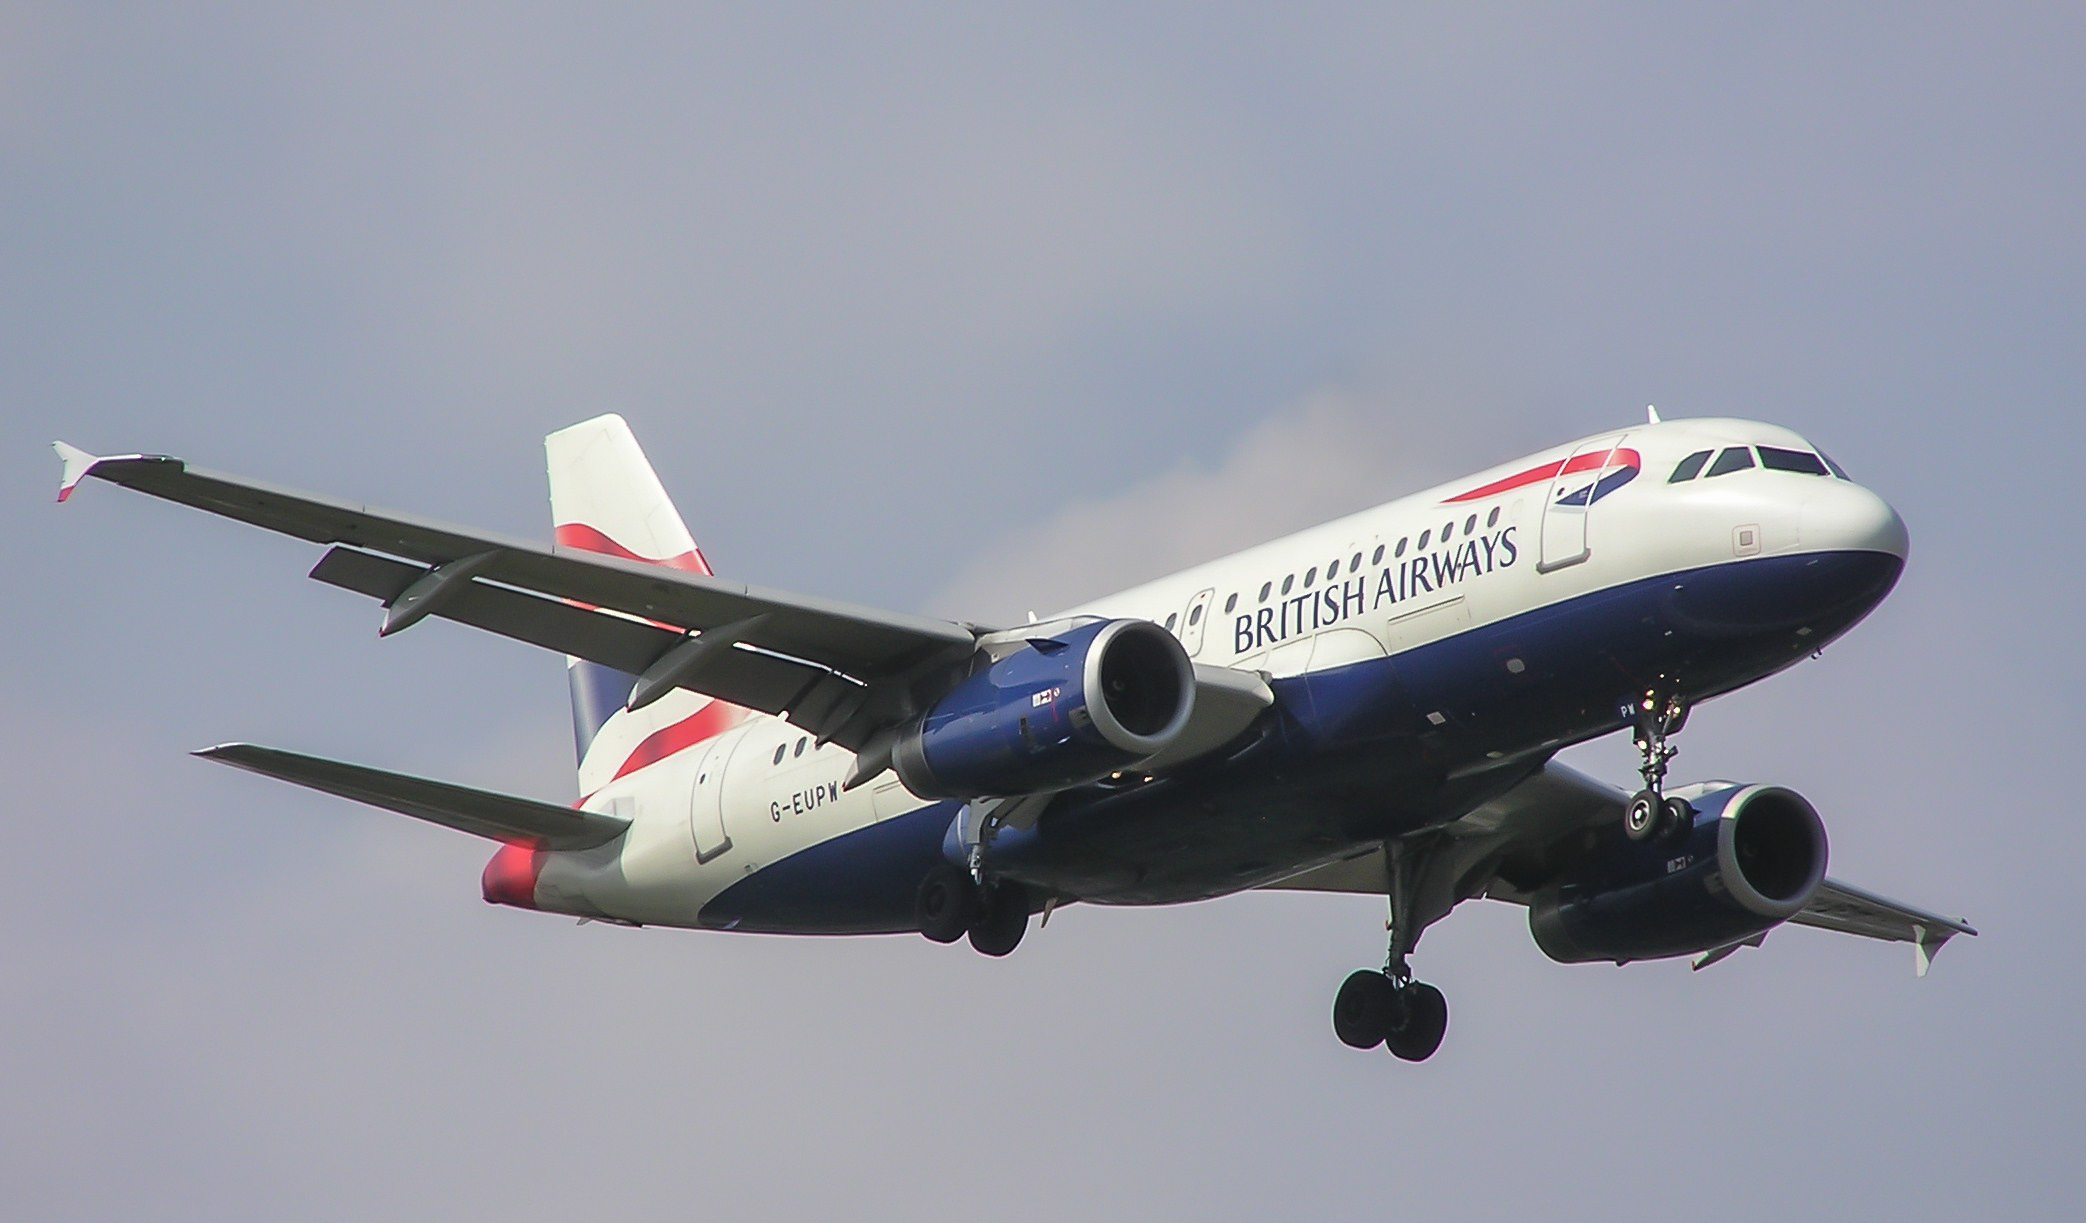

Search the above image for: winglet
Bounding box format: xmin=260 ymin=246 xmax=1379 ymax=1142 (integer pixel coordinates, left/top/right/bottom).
xmin=1911 ymin=923 xmax=1969 ymax=978
xmin=53 ymin=441 xmax=101 ymax=502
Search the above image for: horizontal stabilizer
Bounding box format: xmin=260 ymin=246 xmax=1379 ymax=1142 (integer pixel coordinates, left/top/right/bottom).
xmin=195 ymin=743 xmax=628 ymax=850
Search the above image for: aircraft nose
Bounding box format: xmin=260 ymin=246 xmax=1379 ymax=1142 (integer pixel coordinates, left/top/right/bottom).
xmin=1802 ymin=481 xmax=1908 ymax=560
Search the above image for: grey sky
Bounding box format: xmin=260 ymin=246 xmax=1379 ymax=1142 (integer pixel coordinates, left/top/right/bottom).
xmin=4 ymin=4 xmax=2081 ymax=1219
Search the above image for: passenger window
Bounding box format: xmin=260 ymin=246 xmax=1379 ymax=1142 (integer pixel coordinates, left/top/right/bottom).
xmin=772 ymin=744 xmax=787 ymax=765
xmin=1486 ymin=507 xmax=1500 ymax=529
xmin=1669 ymin=450 xmax=1712 ymax=482
xmin=1281 ymin=575 xmax=1294 ymax=595
xmin=1164 ymin=612 xmax=1178 ymax=630
xmin=1224 ymin=593 xmax=1238 ymax=614
xmin=1417 ymin=530 xmax=1431 ymax=550
xmin=1758 ymin=446 xmax=1831 ymax=476
xmin=794 ymin=737 xmax=807 ymax=758
xmin=1303 ymin=567 xmax=1317 ymax=588
xmin=1394 ymin=538 xmax=1408 ymax=558
xmin=1441 ymin=521 xmax=1454 ymax=541
xmin=1371 ymin=545 xmax=1385 ymax=564
xmin=1350 ymin=551 xmax=1363 ymax=571
xmin=1463 ymin=514 xmax=1477 ymax=535
xmin=1188 ymin=604 xmax=1203 ymax=626
xmin=1706 ymin=447 xmax=1755 ymax=477
xmin=1259 ymin=582 xmax=1272 ymax=603
xmin=1325 ymin=558 xmax=1339 ymax=578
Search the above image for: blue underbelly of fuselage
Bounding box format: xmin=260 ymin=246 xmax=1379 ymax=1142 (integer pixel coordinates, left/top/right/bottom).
xmin=699 ymin=549 xmax=1902 ymax=933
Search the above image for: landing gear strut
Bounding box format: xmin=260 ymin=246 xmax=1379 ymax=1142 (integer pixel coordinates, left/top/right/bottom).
xmin=1331 ymin=839 xmax=1450 ymax=1061
xmin=1625 ymin=689 xmax=1694 ymax=843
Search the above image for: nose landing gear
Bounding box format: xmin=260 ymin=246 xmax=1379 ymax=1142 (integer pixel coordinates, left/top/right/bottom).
xmin=1625 ymin=690 xmax=1695 ymax=843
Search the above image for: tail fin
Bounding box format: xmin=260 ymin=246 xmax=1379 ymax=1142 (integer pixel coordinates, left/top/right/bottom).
xmin=546 ymin=415 xmax=742 ymax=793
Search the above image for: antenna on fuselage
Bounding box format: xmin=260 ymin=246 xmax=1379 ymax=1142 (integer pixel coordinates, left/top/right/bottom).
xmin=1646 ymin=404 xmax=1662 ymax=424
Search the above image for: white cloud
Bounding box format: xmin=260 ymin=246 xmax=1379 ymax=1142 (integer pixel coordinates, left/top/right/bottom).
xmin=925 ymin=387 xmax=1489 ymax=623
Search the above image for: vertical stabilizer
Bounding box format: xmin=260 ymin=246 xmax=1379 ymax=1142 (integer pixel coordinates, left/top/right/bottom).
xmin=545 ymin=415 xmax=743 ymax=793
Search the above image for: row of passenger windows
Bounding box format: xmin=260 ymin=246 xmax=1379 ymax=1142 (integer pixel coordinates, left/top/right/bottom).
xmin=1670 ymin=446 xmax=1845 ymax=482
xmin=1242 ymin=505 xmax=1503 ymax=605
xmin=1160 ymin=504 xmax=1512 ymax=633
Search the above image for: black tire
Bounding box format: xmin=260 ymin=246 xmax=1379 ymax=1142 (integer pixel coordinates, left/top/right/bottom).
xmin=1383 ymin=981 xmax=1448 ymax=1062
xmin=1624 ymin=790 xmax=1660 ymax=842
xmin=1660 ymin=796 xmax=1696 ymax=844
xmin=915 ymin=866 xmax=975 ymax=944
xmin=967 ymin=881 xmax=1029 ymax=957
xmin=1332 ymin=970 xmax=1395 ymax=1049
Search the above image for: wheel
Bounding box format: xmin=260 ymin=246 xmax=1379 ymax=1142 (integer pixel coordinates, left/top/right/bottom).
xmin=1332 ymin=970 xmax=1395 ymax=1049
xmin=1660 ymin=795 xmax=1696 ymax=843
xmin=1382 ymin=981 xmax=1448 ymax=1062
xmin=915 ymin=866 xmax=975 ymax=944
xmin=1624 ymin=790 xmax=1660 ymax=841
xmin=967 ymin=881 xmax=1029 ymax=957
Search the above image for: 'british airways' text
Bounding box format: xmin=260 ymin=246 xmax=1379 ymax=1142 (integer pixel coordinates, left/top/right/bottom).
xmin=1232 ymin=526 xmax=1519 ymax=653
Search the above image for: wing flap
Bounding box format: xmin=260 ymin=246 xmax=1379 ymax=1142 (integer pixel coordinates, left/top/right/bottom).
xmin=196 ymin=743 xmax=629 ymax=850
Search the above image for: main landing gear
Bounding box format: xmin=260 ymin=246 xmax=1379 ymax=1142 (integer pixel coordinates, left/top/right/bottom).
xmin=1332 ymin=839 xmax=1449 ymax=1061
xmin=1624 ymin=689 xmax=1695 ymax=843
xmin=915 ymin=864 xmax=1030 ymax=957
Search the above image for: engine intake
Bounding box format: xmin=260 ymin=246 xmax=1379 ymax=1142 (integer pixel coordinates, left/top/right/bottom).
xmin=1529 ymin=783 xmax=1828 ymax=965
xmin=893 ymin=618 xmax=1196 ymax=799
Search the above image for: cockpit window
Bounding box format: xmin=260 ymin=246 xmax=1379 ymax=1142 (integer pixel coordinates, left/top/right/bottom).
xmin=1817 ymin=450 xmax=1850 ymax=480
xmin=1668 ymin=450 xmax=1712 ymax=482
xmin=1706 ymin=447 xmax=1756 ymax=477
xmin=1758 ymin=446 xmax=1831 ymax=476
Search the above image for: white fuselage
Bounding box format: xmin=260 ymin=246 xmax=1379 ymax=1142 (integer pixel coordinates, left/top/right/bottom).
xmin=530 ymin=417 xmax=1905 ymax=928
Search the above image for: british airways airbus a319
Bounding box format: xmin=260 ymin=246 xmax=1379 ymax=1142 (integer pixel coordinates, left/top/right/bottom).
xmin=54 ymin=411 xmax=1972 ymax=1060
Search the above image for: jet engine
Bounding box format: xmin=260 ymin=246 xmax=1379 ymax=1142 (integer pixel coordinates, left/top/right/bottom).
xmin=1529 ymin=783 xmax=1828 ymax=964
xmin=892 ymin=618 xmax=1196 ymax=799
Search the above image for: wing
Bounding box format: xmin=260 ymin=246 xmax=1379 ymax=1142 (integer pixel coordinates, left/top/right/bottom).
xmin=56 ymin=444 xmax=978 ymax=751
xmin=1260 ymin=760 xmax=1977 ymax=974
xmin=1262 ymin=761 xmax=1621 ymax=896
xmin=1787 ymin=879 xmax=1977 ymax=977
xmin=197 ymin=743 xmax=629 ymax=850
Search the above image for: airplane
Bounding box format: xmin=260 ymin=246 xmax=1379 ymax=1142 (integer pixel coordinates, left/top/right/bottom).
xmin=52 ymin=409 xmax=1974 ymax=1061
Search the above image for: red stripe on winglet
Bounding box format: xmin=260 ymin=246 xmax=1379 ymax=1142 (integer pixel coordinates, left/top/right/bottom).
xmin=482 ymin=844 xmax=546 ymax=908
xmin=1445 ymin=448 xmax=1641 ymax=503
xmin=554 ymin=523 xmax=712 ymax=576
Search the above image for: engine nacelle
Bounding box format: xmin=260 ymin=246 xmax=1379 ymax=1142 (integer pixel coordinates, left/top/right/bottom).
xmin=892 ymin=619 xmax=1196 ymax=799
xmin=1529 ymin=783 xmax=1829 ymax=965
